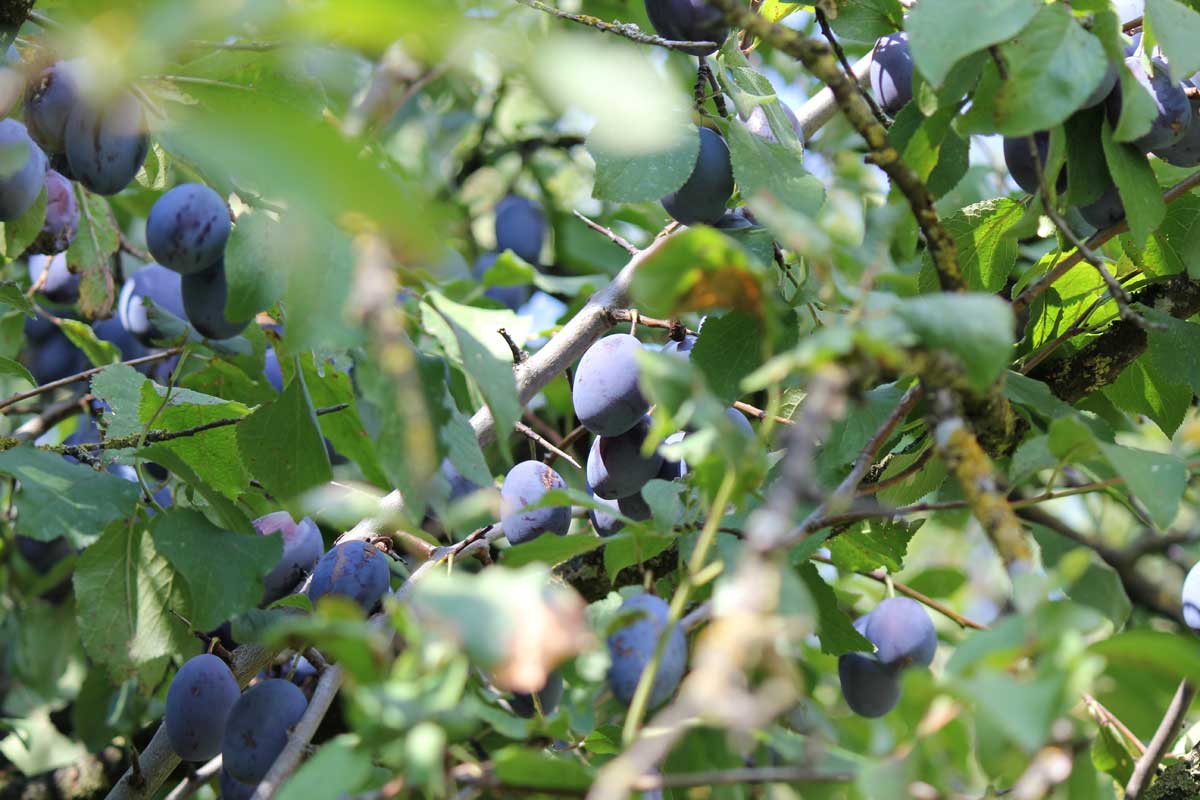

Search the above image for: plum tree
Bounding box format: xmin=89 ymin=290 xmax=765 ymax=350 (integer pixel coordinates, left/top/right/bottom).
xmin=863 ymin=596 xmax=936 ymax=668
xmin=221 ymin=679 xmax=308 ymax=784
xmin=64 ymin=90 xmax=149 ymax=195
xmin=744 ymin=101 xmax=804 ymax=145
xmin=29 ymin=170 xmax=80 ymax=255
xmin=661 ymin=127 xmax=734 ymax=226
xmin=307 ymin=540 xmax=391 ymax=611
xmin=164 ymin=653 xmax=240 ymax=762
xmin=607 ymin=593 xmax=688 ymax=708
xmin=494 ymin=194 xmax=546 ymax=265
xmin=146 ymin=183 xmax=233 ymax=275
xmin=1002 ymin=132 xmax=1067 ymax=195
xmin=1106 ymin=57 xmax=1191 ymax=152
xmin=181 ymin=261 xmax=252 ymax=340
xmin=118 ymin=263 xmax=187 ymax=344
xmin=588 ymin=489 xmax=651 ymax=537
xmin=870 ymin=32 xmax=913 ymax=116
xmin=642 ymin=0 xmax=728 ymax=56
xmin=1077 ymin=180 xmax=1125 ymax=230
xmin=0 ymin=119 xmax=46 ymax=221
xmin=572 ymin=333 xmax=649 ymax=437
xmin=837 ymin=652 xmax=901 ymax=718
xmin=510 ymin=670 xmax=564 ymax=718
xmin=255 ymin=512 xmax=324 ymax=604
xmin=586 ymin=417 xmax=664 ymax=500
xmin=499 ymin=460 xmax=571 ymax=544
xmin=28 ymin=253 xmax=78 ymax=304
xmin=23 ymin=60 xmax=78 ymax=153
xmin=1183 ymin=561 xmax=1200 ymax=631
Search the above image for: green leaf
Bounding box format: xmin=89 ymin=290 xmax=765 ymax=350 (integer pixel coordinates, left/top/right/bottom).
xmin=1146 ymin=0 xmax=1200 ymax=80
xmin=960 ymin=4 xmax=1109 ymax=136
xmin=1112 ymin=62 xmax=1161 ymax=146
xmin=1144 ymin=309 xmax=1200 ymax=393
xmin=828 ymin=0 xmax=904 ymax=44
xmin=603 ymin=529 xmax=676 ymax=579
xmin=1090 ymin=630 xmax=1200 ymax=682
xmin=277 ymin=737 xmax=374 ymax=800
xmin=1102 ymin=119 xmax=1166 ymax=247
xmin=1065 ymin=107 xmax=1111 ymax=207
xmin=74 ymin=520 xmax=196 ymax=678
xmin=588 ymin=124 xmax=699 ymax=204
xmin=689 ymin=310 xmax=764 ymax=405
xmin=150 ymin=509 xmax=281 ymax=631
xmin=66 ymin=186 xmax=120 ymax=319
xmin=906 ymin=0 xmax=1041 ymax=88
xmin=1091 ymin=724 xmax=1137 ymax=786
xmin=818 ymin=382 xmax=907 ymax=481
xmin=725 ymin=120 xmax=825 ymax=218
xmin=827 ymin=520 xmax=918 ymax=573
xmin=91 ymin=364 xmax=149 ymax=440
xmin=1098 ymin=443 xmax=1187 ymax=529
xmin=0 ymin=280 xmax=36 ymax=317
xmin=0 ymin=355 xmax=34 ymax=387
xmin=796 ymin=562 xmax=872 ymax=656
xmin=1122 ymin=193 xmax=1200 ymax=278
xmin=1067 ymin=563 xmax=1131 ymax=628
xmin=954 ymin=672 xmax=1066 ymax=751
xmin=492 ymin=747 xmax=594 ymax=791
xmin=504 ymin=534 xmax=604 ymax=569
xmin=0 ymin=446 xmax=141 ymax=548
xmin=236 ymin=368 xmax=332 ymax=499
xmin=299 ymin=355 xmax=389 ymax=488
xmin=922 ymin=199 xmax=1024 ymax=293
xmin=629 ymin=227 xmax=764 ymax=318
xmin=224 ymin=210 xmax=289 ymax=322
xmin=59 ymin=318 xmax=120 ymax=368
xmin=895 ymin=293 xmax=1015 ymax=390
xmin=1102 ymin=357 xmax=1191 ymax=438
xmin=2 ymin=184 xmax=45 ymax=259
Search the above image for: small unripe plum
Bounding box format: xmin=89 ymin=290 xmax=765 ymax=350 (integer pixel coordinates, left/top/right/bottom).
xmin=573 ymin=334 xmax=649 ymax=437
xmin=862 ymin=596 xmax=936 ymax=668
xmin=1077 ymin=180 xmax=1125 ymax=230
xmin=28 ymin=170 xmax=80 ymax=255
xmin=494 ymin=194 xmax=546 ymax=265
xmin=586 ymin=417 xmax=664 ymax=500
xmin=307 ymin=540 xmax=391 ymax=611
xmin=510 ymin=670 xmax=564 ymax=718
xmin=588 ymin=488 xmax=651 ymax=537
xmin=165 ymin=654 xmax=240 ymax=762
xmin=64 ymin=90 xmax=149 ymax=195
xmin=661 ymin=127 xmax=733 ymax=226
xmin=1106 ymin=56 xmax=1192 ymax=152
xmin=28 ymin=253 xmax=78 ymax=304
xmin=181 ymin=260 xmax=251 ymax=340
xmin=1182 ymin=560 xmax=1200 ymax=631
xmin=255 ymin=511 xmax=324 ymax=604
xmin=500 ymin=460 xmax=571 ymax=545
xmin=837 ymin=652 xmax=901 ymax=718
xmin=221 ymin=679 xmax=308 ymax=784
xmin=1002 ymin=132 xmax=1067 ymax=195
xmin=607 ymin=593 xmax=688 ymax=708
xmin=643 ymin=0 xmax=728 ymax=56
xmin=0 ymin=119 xmax=47 ymax=221
xmin=146 ymin=183 xmax=232 ymax=275
xmin=870 ymin=32 xmax=913 ymax=116
xmin=118 ymin=263 xmax=186 ymax=345
xmin=24 ymin=61 xmax=79 ymax=154
xmin=744 ymin=102 xmax=804 ymax=146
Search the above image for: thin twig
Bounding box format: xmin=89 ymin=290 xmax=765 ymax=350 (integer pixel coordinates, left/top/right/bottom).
xmin=814 ymin=6 xmax=888 ymax=127
xmin=499 ymin=328 xmax=527 ymax=364
xmin=608 ymin=308 xmax=694 ymax=336
xmin=187 ymin=39 xmax=283 ymax=52
xmin=119 ymin=234 xmax=153 ymax=263
xmin=514 ymin=420 xmax=582 ymax=470
xmin=511 ymin=0 xmax=720 ymax=53
xmin=0 ymin=348 xmax=184 ymax=414
xmin=1082 ymin=693 xmax=1148 ymax=758
xmin=1126 ymin=680 xmax=1197 ymax=799
xmin=733 ymin=399 xmax=794 ymax=426
xmin=163 ymin=756 xmax=222 ymax=800
xmin=633 ymin=766 xmax=853 ymax=790
xmin=573 ymin=210 xmax=638 ymax=255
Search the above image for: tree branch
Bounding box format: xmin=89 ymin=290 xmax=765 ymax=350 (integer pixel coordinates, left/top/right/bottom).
xmin=1128 ymin=680 xmax=1197 ymax=799
xmin=511 ymin=0 xmax=720 ymax=53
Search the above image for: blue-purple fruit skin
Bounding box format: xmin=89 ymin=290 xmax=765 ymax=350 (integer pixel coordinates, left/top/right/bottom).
xmin=255 ymin=511 xmax=324 ymax=604
xmin=15 ymin=534 xmax=73 ymax=602
xmin=473 ymin=252 xmax=530 ymax=311
xmin=440 ymin=458 xmax=481 ymax=503
xmin=586 ymin=417 xmax=663 ymax=501
xmin=28 ymin=253 xmax=78 ymax=304
xmin=64 ymin=90 xmax=149 ymax=195
xmin=94 ymin=315 xmax=148 ymax=364
xmin=23 ymin=314 xmax=88 ymax=384
xmin=1107 ymin=57 xmax=1192 ymax=152
xmin=24 ymin=61 xmax=78 ymax=154
xmin=726 ymin=407 xmax=753 ymax=436
xmin=661 ymin=335 xmax=696 ymax=359
xmin=607 ymin=593 xmax=688 ymax=708
xmin=147 ymin=183 xmax=232 ymax=275
xmin=863 ymin=596 xmax=936 ymax=668
xmin=1153 ymin=84 xmax=1200 ymax=167
xmin=588 ymin=489 xmax=652 ymax=537
xmin=181 ymin=260 xmax=250 ymax=340
xmin=29 ymin=170 xmax=79 ymax=255
xmin=511 ymin=670 xmax=564 ymax=718
xmin=263 ymin=347 xmax=284 ymax=392
xmin=221 ymin=679 xmax=308 ymax=784
xmin=661 ymin=127 xmax=733 ymax=226
xmin=1002 ymin=132 xmax=1067 ymax=195
xmin=1078 ymin=180 xmax=1125 ymax=230
xmin=165 ymin=654 xmax=240 ymax=762
xmin=837 ymin=651 xmax=901 ymax=718
xmin=0 ymin=119 xmax=47 ymax=221
xmin=494 ymin=194 xmax=546 ymax=265
xmin=500 ymin=460 xmax=571 ymax=545
xmin=745 ymin=102 xmax=803 ymax=146
xmin=219 ymin=769 xmax=256 ymax=800
xmin=643 ymin=0 xmax=728 ymax=56
xmin=1182 ymin=560 xmax=1200 ymax=631
xmin=119 ymin=263 xmax=186 ymax=345
xmin=307 ymin=540 xmax=391 ymax=611
xmin=657 ymin=431 xmax=688 ymax=481
xmin=573 ymin=334 xmax=649 ymax=437
xmin=870 ymin=32 xmax=913 ymax=116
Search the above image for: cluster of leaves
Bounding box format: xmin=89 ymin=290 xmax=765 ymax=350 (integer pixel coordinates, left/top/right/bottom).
xmin=2 ymin=0 xmax=1200 ymax=798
